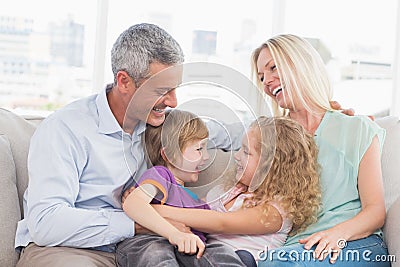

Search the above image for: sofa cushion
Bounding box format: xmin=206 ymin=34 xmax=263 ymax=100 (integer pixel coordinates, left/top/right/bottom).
xmin=383 ymin=196 xmax=400 ymax=267
xmin=0 ymin=135 xmax=20 ymax=267
xmin=0 ymin=108 xmax=37 ymax=216
xmin=376 ymin=116 xmax=400 ymax=211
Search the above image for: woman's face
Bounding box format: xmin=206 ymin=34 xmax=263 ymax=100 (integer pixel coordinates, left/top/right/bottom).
xmin=256 ymin=48 xmax=296 ymax=110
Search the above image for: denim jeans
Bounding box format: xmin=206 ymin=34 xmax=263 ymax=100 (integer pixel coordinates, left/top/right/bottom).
xmin=116 ymin=234 xmax=246 ymax=267
xmin=235 ymin=250 xmax=257 ymax=267
xmin=258 ymin=235 xmax=391 ymax=266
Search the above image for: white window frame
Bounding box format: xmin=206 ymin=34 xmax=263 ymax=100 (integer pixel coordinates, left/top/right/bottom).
xmin=93 ymin=0 xmax=109 ymax=93
xmin=391 ymin=1 xmax=400 ymax=117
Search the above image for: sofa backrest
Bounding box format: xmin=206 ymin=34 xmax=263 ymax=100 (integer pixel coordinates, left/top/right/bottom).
xmin=375 ymin=116 xmax=400 ymax=263
xmin=0 ymin=134 xmax=20 ymax=266
xmin=0 ymin=109 xmax=38 ymax=217
xmin=376 ymin=116 xmax=400 ymax=210
xmin=0 ymin=108 xmax=398 ymax=266
xmin=0 ymin=108 xmax=39 ymax=266
xmin=3 ymin=109 xmax=398 ymax=214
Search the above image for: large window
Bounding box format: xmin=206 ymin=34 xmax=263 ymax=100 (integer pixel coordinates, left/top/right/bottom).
xmin=0 ymin=0 xmax=398 ymax=117
xmin=284 ymin=0 xmax=397 ymax=116
xmin=104 ymin=0 xmax=275 ymax=121
xmin=0 ymin=0 xmax=97 ymax=116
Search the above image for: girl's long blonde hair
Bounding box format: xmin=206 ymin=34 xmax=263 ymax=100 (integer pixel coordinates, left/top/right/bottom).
xmin=245 ymin=116 xmax=321 ymax=236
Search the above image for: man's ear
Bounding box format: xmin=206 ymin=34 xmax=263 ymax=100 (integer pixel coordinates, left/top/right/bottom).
xmin=116 ymin=70 xmax=137 ymax=94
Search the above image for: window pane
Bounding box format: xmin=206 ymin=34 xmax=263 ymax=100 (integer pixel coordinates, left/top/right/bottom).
xmin=5 ymin=1 xmax=396 ymax=118
xmin=0 ymin=0 xmax=97 ymax=115
xmin=285 ymin=0 xmax=397 ymax=116
xmin=105 ymin=0 xmax=274 ymax=121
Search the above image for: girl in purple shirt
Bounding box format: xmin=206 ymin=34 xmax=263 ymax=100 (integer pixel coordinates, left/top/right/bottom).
xmin=116 ymin=109 xmax=246 ymax=267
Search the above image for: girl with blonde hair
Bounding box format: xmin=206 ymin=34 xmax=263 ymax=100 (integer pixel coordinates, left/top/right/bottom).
xmin=253 ymin=34 xmax=389 ymax=266
xmin=155 ymin=116 xmax=321 ymax=266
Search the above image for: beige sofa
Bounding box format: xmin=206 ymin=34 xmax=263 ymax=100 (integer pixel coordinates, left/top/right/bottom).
xmin=0 ymin=107 xmax=399 ymax=266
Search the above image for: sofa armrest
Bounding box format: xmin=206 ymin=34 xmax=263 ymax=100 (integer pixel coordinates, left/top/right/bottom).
xmin=0 ymin=135 xmax=21 ymax=266
xmin=383 ymin=196 xmax=400 ymax=267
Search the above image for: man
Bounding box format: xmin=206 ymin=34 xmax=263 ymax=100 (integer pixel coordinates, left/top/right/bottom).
xmin=15 ymin=23 xmax=245 ymax=267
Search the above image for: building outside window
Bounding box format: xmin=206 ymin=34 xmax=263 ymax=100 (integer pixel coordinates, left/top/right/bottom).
xmin=0 ymin=0 xmax=398 ymax=118
xmin=0 ymin=0 xmax=96 ymax=116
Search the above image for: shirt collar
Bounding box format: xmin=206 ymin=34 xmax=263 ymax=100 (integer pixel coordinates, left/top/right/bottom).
xmin=96 ymin=84 xmax=124 ymax=135
xmin=96 ymin=84 xmax=147 ymax=137
xmin=134 ymin=120 xmax=146 ymax=138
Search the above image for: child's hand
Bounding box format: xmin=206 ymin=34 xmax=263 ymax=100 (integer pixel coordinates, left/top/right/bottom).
xmin=169 ymin=231 xmax=205 ymax=259
xmin=167 ymin=218 xmax=192 ymax=234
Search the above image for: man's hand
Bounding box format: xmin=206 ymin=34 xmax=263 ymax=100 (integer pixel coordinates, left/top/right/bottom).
xmin=330 ymin=100 xmax=375 ymax=120
xmin=134 ymin=222 xmax=152 ymax=234
xmin=134 ymin=219 xmax=191 ymax=235
xmin=330 ymin=101 xmax=355 ymax=116
xmin=122 ymin=187 xmax=135 ymax=204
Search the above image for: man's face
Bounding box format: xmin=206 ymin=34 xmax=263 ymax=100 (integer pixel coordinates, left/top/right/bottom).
xmin=126 ymin=63 xmax=182 ymax=127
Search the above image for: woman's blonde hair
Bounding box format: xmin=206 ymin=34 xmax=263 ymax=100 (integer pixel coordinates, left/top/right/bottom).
xmin=251 ymin=34 xmax=333 ymax=117
xmin=245 ymin=116 xmax=321 ymax=236
xmin=144 ymin=109 xmax=209 ymax=167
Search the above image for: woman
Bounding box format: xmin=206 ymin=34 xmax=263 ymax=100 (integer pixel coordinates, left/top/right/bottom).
xmin=252 ymin=34 xmax=389 ymax=266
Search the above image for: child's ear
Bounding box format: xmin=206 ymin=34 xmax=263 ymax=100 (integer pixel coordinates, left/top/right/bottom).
xmin=161 ymin=147 xmax=175 ymax=166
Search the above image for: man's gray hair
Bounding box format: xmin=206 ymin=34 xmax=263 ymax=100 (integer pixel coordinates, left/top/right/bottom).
xmin=111 ymin=23 xmax=184 ymax=86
